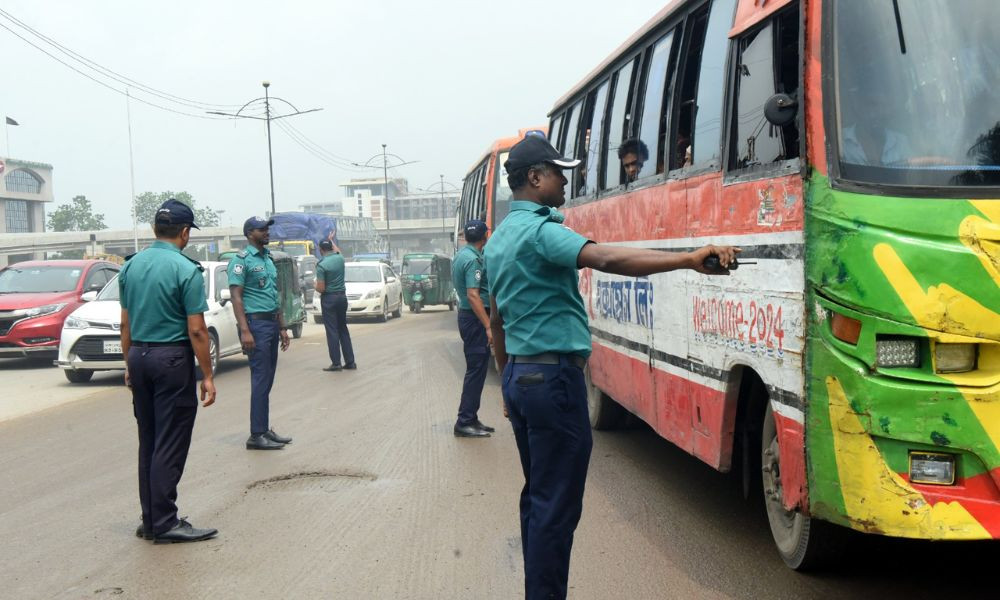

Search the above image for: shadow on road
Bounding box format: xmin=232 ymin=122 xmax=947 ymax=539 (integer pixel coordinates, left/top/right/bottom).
xmin=0 ymin=356 xmax=58 ymax=371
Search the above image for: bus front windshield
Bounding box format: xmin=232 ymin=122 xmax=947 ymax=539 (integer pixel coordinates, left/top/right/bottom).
xmin=834 ymin=1 xmax=1000 ymax=188
xmin=493 ymin=152 xmax=513 ymax=226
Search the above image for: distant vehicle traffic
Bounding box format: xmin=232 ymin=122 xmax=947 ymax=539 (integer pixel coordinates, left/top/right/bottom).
xmin=0 ymin=259 xmax=120 ymax=359
xmin=401 ymin=253 xmax=456 ymax=313
xmin=310 ymin=261 xmax=403 ymax=323
xmin=56 ymin=262 xmax=246 ymax=383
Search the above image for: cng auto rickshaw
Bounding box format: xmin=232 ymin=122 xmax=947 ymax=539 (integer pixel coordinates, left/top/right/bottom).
xmin=401 ymin=253 xmax=456 ymax=313
xmin=219 ymin=249 xmax=307 ymax=338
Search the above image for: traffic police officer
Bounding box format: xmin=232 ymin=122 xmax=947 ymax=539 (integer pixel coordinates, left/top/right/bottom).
xmin=228 ymin=216 xmax=293 ymax=450
xmin=452 ymin=219 xmax=493 ymax=438
xmin=316 ymin=239 xmax=356 ymax=371
xmin=120 ymin=198 xmax=218 ymax=544
xmin=484 ymin=135 xmax=738 ymax=599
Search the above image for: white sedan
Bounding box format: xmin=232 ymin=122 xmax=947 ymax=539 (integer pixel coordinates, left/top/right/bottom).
xmin=55 ymin=261 xmax=244 ymax=383
xmin=309 ymin=261 xmax=403 ymax=323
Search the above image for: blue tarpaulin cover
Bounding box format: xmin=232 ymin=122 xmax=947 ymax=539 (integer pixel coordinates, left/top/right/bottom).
xmin=267 ymin=213 xmax=338 ymax=257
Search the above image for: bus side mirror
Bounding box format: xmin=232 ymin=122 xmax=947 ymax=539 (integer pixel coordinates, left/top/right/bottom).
xmin=764 ymin=93 xmax=797 ymax=127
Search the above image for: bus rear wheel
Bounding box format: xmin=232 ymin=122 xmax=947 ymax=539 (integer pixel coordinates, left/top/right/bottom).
xmin=586 ymin=365 xmax=623 ymax=430
xmin=761 ymin=404 xmax=844 ymax=570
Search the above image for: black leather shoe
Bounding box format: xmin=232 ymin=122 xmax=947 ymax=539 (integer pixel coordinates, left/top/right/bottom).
xmin=264 ymin=429 xmax=292 ymax=444
xmin=135 ymin=524 xmax=153 ymax=540
xmin=344 ymin=363 xmax=357 ymax=370
xmin=454 ymin=424 xmax=491 ymax=438
xmin=323 ymin=364 xmax=343 ymax=372
xmin=153 ymin=519 xmax=218 ymax=544
xmin=246 ymin=433 xmax=284 ymax=450
xmin=474 ymin=420 xmax=495 ymax=433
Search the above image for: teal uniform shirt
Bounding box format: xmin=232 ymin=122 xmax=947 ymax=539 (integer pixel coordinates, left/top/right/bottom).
xmin=483 ymin=200 xmax=592 ymax=357
xmin=119 ymin=240 xmax=208 ymax=342
xmin=227 ymin=245 xmax=279 ymax=313
xmin=452 ymin=244 xmax=489 ymax=311
xmin=316 ymin=253 xmax=346 ymax=293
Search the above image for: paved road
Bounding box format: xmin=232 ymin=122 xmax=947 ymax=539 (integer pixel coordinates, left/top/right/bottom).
xmin=1 ymin=309 xmax=998 ymax=599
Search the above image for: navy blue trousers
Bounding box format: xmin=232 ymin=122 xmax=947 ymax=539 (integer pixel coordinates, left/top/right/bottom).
xmin=321 ymin=292 xmax=355 ymax=367
xmin=248 ymin=319 xmax=279 ymax=435
xmin=128 ymin=344 xmax=198 ymax=535
xmin=502 ymin=356 xmax=592 ymax=600
xmin=457 ymin=309 xmax=489 ymax=426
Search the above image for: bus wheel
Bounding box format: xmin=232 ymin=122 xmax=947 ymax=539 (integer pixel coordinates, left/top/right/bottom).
xmin=586 ymin=365 xmax=622 ymax=430
xmin=761 ymin=404 xmax=843 ymax=570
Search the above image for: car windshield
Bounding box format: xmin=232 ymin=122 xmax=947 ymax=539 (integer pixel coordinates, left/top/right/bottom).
xmin=403 ymin=259 xmax=432 ymax=275
xmin=346 ymin=265 xmax=382 ymax=283
xmin=97 ymin=275 xmax=120 ymax=301
xmin=834 ymin=0 xmax=1000 ymax=188
xmin=0 ymin=266 xmax=83 ymax=293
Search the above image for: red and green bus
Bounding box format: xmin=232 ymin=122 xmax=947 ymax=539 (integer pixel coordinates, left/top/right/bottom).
xmin=536 ymin=0 xmax=1000 ymax=568
xmin=456 ymin=127 xmax=546 ymax=246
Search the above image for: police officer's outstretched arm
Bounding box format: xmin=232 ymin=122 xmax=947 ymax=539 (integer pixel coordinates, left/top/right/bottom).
xmin=577 ymin=242 xmax=740 ymax=276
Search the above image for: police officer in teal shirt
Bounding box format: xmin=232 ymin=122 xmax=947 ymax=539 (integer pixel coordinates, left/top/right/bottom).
xmin=485 ymin=136 xmax=739 ymax=599
xmin=120 ymin=198 xmax=218 ymax=544
xmin=316 ymin=239 xmax=356 ymax=371
xmin=451 ymin=220 xmax=493 ymax=438
xmin=228 ymin=216 xmax=292 ymax=450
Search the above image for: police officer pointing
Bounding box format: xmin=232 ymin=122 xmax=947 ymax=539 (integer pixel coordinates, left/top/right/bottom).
xmin=120 ymin=198 xmax=218 ymax=544
xmin=485 ymin=136 xmax=738 ymax=599
xmin=228 ymin=217 xmax=293 ymax=450
xmin=452 ymin=219 xmax=493 ymax=438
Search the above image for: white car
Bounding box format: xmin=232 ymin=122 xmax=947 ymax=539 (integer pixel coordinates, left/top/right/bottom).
xmin=56 ymin=261 xmax=244 ymax=383
xmin=309 ymin=261 xmax=403 ymax=323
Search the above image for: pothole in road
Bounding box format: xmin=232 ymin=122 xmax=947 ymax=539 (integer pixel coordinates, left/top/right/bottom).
xmin=246 ymin=469 xmax=377 ymax=492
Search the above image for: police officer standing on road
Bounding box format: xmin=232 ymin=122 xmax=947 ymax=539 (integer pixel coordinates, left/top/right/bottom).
xmin=485 ymin=135 xmax=738 ymax=599
xmin=120 ymin=198 xmax=218 ymax=544
xmin=452 ymin=219 xmax=494 ymax=438
xmin=316 ymin=239 xmax=356 ymax=372
xmin=228 ymin=217 xmax=293 ymax=451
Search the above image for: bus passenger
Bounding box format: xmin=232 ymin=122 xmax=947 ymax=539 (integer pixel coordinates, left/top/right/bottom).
xmin=840 ymin=86 xmax=911 ymax=166
xmin=485 ymin=135 xmax=738 ymax=600
xmin=618 ymin=138 xmax=649 ymax=182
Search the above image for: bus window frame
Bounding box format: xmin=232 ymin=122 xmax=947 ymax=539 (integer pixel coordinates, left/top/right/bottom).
xmin=721 ymin=2 xmax=805 ymax=185
xmin=821 ymin=0 xmax=1000 ymax=199
xmin=549 ymin=113 xmax=565 ymax=155
xmin=602 ymin=53 xmax=642 ymax=194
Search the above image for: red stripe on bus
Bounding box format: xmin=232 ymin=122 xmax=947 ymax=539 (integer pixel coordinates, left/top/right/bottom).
xmin=900 ymin=470 xmax=1000 ymax=538
xmin=564 ymin=172 xmax=804 ymax=243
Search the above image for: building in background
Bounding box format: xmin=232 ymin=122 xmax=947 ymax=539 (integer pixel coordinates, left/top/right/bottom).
xmin=299 ymin=199 xmax=343 ymax=216
xmin=1 ymin=157 xmax=54 ymax=265
xmin=339 ymin=177 xmax=408 ymax=220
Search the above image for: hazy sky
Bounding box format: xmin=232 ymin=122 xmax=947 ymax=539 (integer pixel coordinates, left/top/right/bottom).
xmin=1 ymin=0 xmax=667 ymax=229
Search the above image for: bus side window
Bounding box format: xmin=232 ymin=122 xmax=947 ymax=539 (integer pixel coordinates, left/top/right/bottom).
xmin=549 ymin=113 xmax=564 ymax=155
xmin=635 ymin=30 xmax=679 ymax=179
xmin=675 ymin=0 xmax=737 ymax=170
xmin=728 ymin=7 xmax=800 ymax=170
xmin=603 ymin=57 xmax=639 ymax=189
xmin=575 ymin=80 xmax=610 ymax=199
xmin=560 ymin=101 xmax=583 ymax=200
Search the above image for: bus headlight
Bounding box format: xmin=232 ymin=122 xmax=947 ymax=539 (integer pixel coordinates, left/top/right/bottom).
xmin=876 ymin=337 xmax=920 ymax=368
xmin=909 ymin=452 xmax=955 ymax=485
xmin=934 ymin=343 xmax=977 ymax=374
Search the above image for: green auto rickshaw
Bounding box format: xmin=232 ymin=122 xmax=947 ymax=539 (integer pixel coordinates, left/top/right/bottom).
xmin=401 ymin=253 xmax=456 ymax=313
xmin=219 ymin=249 xmax=307 ymax=338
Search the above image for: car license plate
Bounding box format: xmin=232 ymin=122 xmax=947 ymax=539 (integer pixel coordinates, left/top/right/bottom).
xmin=103 ymin=340 xmax=122 ymax=354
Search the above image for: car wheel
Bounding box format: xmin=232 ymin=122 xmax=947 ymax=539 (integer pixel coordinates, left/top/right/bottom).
xmin=378 ymin=298 xmax=389 ymax=322
xmin=313 ymin=313 xmax=323 ymax=324
xmin=291 ymin=323 xmax=303 ymax=339
xmin=64 ymin=369 xmax=94 ymax=384
xmin=392 ymin=295 xmax=402 ymax=318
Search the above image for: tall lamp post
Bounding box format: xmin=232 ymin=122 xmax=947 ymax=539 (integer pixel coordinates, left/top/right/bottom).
xmin=207 ymin=82 xmax=321 ymax=216
xmin=354 ymin=145 xmax=416 ymax=258
xmin=418 ymin=176 xmax=459 ymax=235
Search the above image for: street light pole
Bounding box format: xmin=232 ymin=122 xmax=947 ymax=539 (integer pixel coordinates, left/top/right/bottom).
xmin=263 ymin=82 xmax=276 ymax=216
xmin=382 ymin=143 xmax=391 ymax=257
xmin=125 ymin=88 xmax=138 ymax=252
xmin=207 ymin=83 xmax=321 ymax=217
xmin=439 ymin=174 xmax=446 ymax=234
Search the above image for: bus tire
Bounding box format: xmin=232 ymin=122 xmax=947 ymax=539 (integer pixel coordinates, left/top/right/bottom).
xmin=761 ymin=403 xmax=846 ymax=570
xmin=586 ymin=365 xmax=622 ymax=430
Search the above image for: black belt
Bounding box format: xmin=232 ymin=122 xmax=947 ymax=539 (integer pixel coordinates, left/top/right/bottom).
xmin=322 ymin=290 xmax=346 ymax=295
xmin=511 ymin=353 xmax=587 ymax=369
xmin=132 ymin=340 xmax=191 ymax=348
xmin=247 ymin=312 xmax=278 ymax=321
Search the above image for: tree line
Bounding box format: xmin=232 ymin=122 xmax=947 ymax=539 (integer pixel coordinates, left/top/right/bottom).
xmin=47 ymin=191 xmax=220 ymax=232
